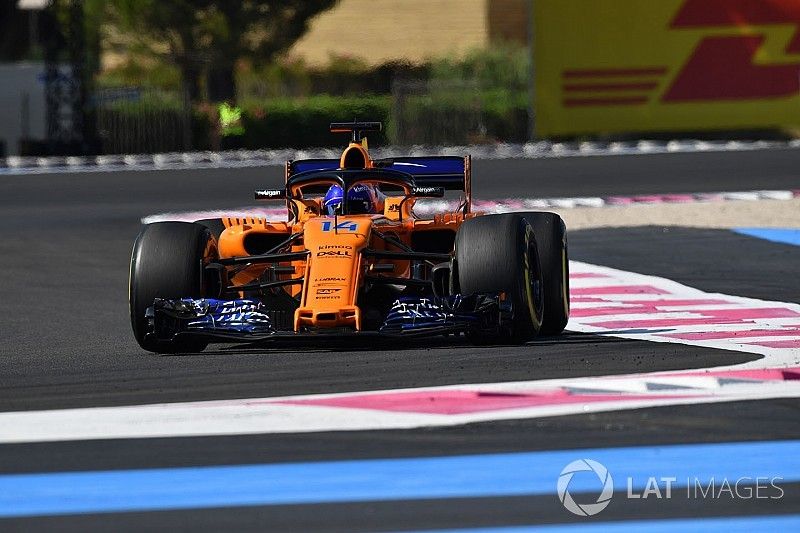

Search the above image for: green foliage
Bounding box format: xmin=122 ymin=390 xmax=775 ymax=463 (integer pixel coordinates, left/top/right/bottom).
xmin=95 ymin=89 xmax=191 ymax=153
xmin=389 ymin=44 xmax=530 ymax=144
xmin=97 ymin=62 xmax=182 ymax=90
xmin=236 ymin=55 xmax=428 ymax=99
xmin=240 ymin=95 xmax=391 ymax=148
xmin=233 ymin=46 xmax=526 ymax=101
xmin=98 ymin=90 xmax=185 ymax=112
xmin=103 ymin=0 xmax=339 ymax=99
xmin=93 ymin=41 xmax=532 ymax=149
xmin=429 ymin=43 xmax=529 ymax=89
xmin=395 ymin=89 xmax=527 ymax=145
xmin=100 ymin=89 xmax=527 ymax=149
xmin=236 ymin=58 xmax=314 ymax=99
xmin=236 ymin=91 xmax=525 ymax=147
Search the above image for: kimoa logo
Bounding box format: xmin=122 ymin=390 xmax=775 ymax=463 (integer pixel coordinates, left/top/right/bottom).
xmin=557 ymin=459 xmax=614 ymax=516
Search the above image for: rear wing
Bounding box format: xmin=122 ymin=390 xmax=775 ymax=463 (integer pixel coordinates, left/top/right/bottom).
xmin=286 ymin=155 xmax=472 ymax=212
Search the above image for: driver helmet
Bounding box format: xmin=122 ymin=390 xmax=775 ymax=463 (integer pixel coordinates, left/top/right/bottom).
xmin=323 ymin=185 xmax=344 ymax=215
xmin=347 ymin=183 xmax=385 ymax=214
xmin=323 ymin=184 xmax=385 ymax=215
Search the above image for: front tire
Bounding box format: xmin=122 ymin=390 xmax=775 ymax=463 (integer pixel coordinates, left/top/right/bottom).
xmin=519 ymin=212 xmax=570 ymax=335
xmin=454 ymin=214 xmax=544 ymax=344
xmin=129 ymin=222 xmax=216 ymax=353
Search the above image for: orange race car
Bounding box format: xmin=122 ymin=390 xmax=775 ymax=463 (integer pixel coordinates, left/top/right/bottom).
xmin=129 ymin=122 xmax=569 ymax=353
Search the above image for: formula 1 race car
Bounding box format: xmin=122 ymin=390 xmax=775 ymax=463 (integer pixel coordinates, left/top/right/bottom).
xmin=129 ymin=122 xmax=569 ymax=353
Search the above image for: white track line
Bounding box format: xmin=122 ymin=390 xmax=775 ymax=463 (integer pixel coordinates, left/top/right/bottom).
xmin=0 ymin=367 xmax=798 ymax=443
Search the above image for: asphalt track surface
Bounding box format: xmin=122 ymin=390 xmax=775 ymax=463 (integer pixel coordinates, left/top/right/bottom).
xmin=1 ymin=149 xmax=799 ymax=531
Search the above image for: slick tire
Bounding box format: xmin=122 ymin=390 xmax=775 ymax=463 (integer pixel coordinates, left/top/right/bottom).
xmin=129 ymin=222 xmax=215 ymax=354
xmin=518 ymin=212 xmax=570 ymax=335
xmin=454 ymin=214 xmax=544 ymax=344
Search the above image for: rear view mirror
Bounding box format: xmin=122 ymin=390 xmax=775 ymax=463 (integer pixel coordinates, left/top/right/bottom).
xmin=255 ymin=189 xmax=287 ymax=200
xmin=411 ymin=186 xmax=445 ymax=198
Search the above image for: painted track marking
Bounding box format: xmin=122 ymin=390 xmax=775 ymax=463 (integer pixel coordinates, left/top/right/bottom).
xmin=0 ymin=440 xmax=796 ymax=517
xmin=1 ymin=365 xmax=800 ymax=443
xmin=414 ymin=515 xmax=800 ymax=533
xmin=734 ymin=227 xmax=800 ymax=247
xmin=567 ymin=261 xmax=800 ymax=367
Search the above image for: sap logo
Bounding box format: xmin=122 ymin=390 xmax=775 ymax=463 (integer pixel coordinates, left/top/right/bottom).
xmin=317 ymin=250 xmax=351 ymax=258
xmin=319 ymin=244 xmax=353 ymax=250
xmin=321 ymin=221 xmax=359 ymax=232
xmin=316 ymin=288 xmax=342 ymax=295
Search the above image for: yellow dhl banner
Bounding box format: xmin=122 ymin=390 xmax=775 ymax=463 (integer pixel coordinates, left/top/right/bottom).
xmin=534 ymin=0 xmax=800 ymax=137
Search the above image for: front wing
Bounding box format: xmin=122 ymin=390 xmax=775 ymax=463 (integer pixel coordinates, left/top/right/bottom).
xmin=146 ymin=295 xmax=507 ymax=344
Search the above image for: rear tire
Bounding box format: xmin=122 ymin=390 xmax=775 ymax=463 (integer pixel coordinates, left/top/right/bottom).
xmin=519 ymin=212 xmax=570 ymax=335
xmin=454 ymin=214 xmax=543 ymax=344
xmin=129 ymin=222 xmax=215 ymax=353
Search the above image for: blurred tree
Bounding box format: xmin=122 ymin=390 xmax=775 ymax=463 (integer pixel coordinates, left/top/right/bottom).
xmin=106 ymin=0 xmax=338 ymax=102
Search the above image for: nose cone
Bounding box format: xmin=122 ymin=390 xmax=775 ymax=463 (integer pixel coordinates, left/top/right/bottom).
xmin=294 ymin=217 xmax=373 ymax=330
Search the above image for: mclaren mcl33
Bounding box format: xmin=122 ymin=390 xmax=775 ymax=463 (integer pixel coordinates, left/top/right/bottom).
xmin=129 ymin=122 xmax=569 ymax=353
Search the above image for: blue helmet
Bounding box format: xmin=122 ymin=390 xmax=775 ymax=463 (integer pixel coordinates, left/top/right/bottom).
xmin=346 ymin=183 xmax=384 ymax=214
xmin=323 ymin=185 xmax=344 ymax=215
xmin=323 ymin=184 xmax=385 ymax=215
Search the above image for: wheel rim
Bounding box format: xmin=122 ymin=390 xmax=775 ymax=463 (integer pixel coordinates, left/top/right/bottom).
xmin=528 ymin=242 xmax=544 ymax=326
xmin=522 ymin=223 xmax=544 ymax=330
